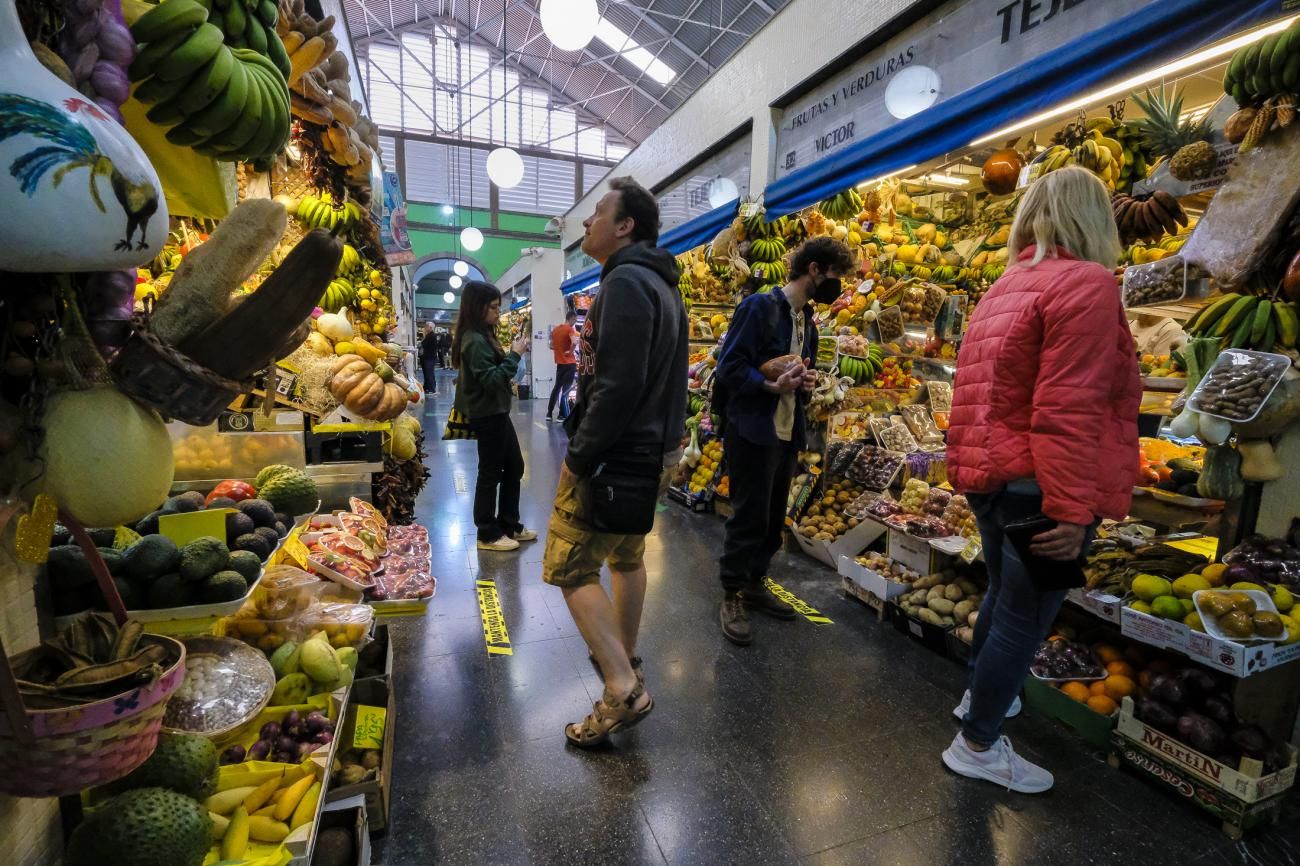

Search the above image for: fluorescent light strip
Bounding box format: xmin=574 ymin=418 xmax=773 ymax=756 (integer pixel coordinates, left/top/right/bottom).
xmin=856 ymin=165 xmax=918 ymax=190
xmin=971 ymin=16 xmax=1298 ymax=146
xmin=594 ymin=19 xmax=677 ymax=85
xmin=914 ymin=173 xmax=969 ymax=187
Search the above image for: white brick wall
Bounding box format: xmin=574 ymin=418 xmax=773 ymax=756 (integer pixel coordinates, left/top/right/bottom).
xmin=559 ymin=0 xmax=926 ymax=249
xmin=0 ymin=557 xmax=64 ymax=866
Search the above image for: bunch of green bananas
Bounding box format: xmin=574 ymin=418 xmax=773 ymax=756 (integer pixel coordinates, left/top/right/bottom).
xmin=749 ymin=237 xmax=787 ymax=264
xmin=751 ymin=260 xmax=787 ymax=284
xmin=319 ymin=276 xmax=358 ymax=312
xmin=295 ymin=193 xmax=364 ymax=231
xmin=980 ymin=263 xmax=1006 ymax=283
xmin=207 ymin=0 xmax=292 ymax=79
xmin=837 ymin=346 xmax=885 ymax=384
xmin=129 ymin=0 xmax=290 ymax=162
xmin=1184 ymin=294 xmax=1299 ymax=351
xmin=742 ymin=213 xmax=774 ymax=240
xmin=930 ymin=265 xmax=959 ymax=283
xmin=819 ymin=189 xmax=865 ymax=221
xmin=1223 ymin=19 xmax=1300 ymax=107
xmin=1036 ymin=144 xmax=1075 ymax=176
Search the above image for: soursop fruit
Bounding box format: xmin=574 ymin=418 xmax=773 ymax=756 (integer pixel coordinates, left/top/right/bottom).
xmin=109 ymin=732 xmax=218 ymax=799
xmin=258 ymin=468 xmax=319 ymax=516
xmin=65 ymin=786 xmax=210 ymax=866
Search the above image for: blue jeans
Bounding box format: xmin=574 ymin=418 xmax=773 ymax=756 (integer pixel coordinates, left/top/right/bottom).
xmin=962 ymin=480 xmax=1077 ymax=747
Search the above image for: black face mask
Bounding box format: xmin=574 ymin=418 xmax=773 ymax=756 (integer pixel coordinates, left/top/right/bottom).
xmin=811 ymin=273 xmax=842 ymax=304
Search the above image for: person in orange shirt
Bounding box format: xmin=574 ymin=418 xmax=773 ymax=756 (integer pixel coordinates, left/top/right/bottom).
xmin=547 ymin=311 xmax=578 ymax=422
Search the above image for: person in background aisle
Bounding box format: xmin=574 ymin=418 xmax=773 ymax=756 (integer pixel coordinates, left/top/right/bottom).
xmin=438 ymin=327 xmax=452 ymax=368
xmin=419 ymin=322 xmax=439 ymax=395
xmin=547 ymin=311 xmax=579 ymax=422
xmin=543 ymin=177 xmax=687 ymax=748
xmin=944 ymin=166 xmax=1140 ymax=793
xmin=714 ymin=237 xmax=854 ymax=646
xmin=451 ymin=281 xmax=535 ymax=553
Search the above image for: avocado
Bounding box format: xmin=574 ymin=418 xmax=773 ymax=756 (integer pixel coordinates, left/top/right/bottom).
xmin=205 ymin=496 xmax=238 ymax=511
xmin=178 ymin=536 xmax=229 ymax=582
xmin=1170 ymin=469 xmax=1200 ymax=487
xmin=53 ymin=589 xmax=90 ymax=617
xmin=226 ymin=550 xmax=262 ymax=582
xmin=122 ymin=535 xmax=180 ymax=581
xmin=236 ymin=498 xmax=278 ymax=528
xmin=103 ymin=578 xmax=140 ymax=612
xmin=274 ymin=511 xmax=291 ymax=528
xmin=274 ymin=520 xmax=288 ymax=537
xmin=1177 ymin=483 xmax=1201 ymax=497
xmin=50 ymin=523 xmax=71 ymax=546
xmin=147 ymin=573 xmax=193 ymax=609
xmin=1167 ymin=457 xmax=1200 ymax=473
xmin=233 ymin=533 xmax=272 ymax=559
xmin=1156 ymin=478 xmax=1179 ymax=492
xmin=199 ymin=571 xmax=248 ymax=603
xmin=224 ymin=511 xmax=255 ymax=541
xmin=47 ymin=545 xmax=94 ymax=589
xmin=135 ymin=510 xmax=162 ymax=536
xmin=86 ymin=527 xmax=116 ymax=547
xmin=161 ymin=492 xmax=204 ymax=515
xmin=253 ymin=526 xmax=280 ymax=551
xmin=100 ymin=548 xmax=126 ymax=576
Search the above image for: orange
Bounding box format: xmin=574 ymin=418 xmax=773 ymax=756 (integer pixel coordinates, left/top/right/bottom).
xmin=1087 ymin=695 xmax=1119 ymax=716
xmin=1095 ymin=644 xmax=1122 ymax=664
xmin=1089 ymin=681 xmax=1108 ymax=697
xmin=1138 ymin=670 xmax=1153 ymax=689
xmin=1060 ymin=681 xmax=1091 ymax=703
xmin=1106 ymin=661 xmax=1136 ymax=678
xmin=1104 ymin=674 xmax=1137 ymax=701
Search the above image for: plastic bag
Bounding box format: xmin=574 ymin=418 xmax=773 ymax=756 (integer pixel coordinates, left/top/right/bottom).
xmin=250 ymin=564 xmax=331 ymax=619
xmin=300 ymin=602 xmax=374 ymax=649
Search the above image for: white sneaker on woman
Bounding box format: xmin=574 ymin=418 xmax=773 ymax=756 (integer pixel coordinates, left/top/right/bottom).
xmin=511 ymin=528 xmax=538 ymax=542
xmin=477 ymin=536 xmax=520 ymax=551
xmin=942 ymin=733 xmax=1053 ymax=793
xmin=952 ymin=689 xmax=1022 ymax=721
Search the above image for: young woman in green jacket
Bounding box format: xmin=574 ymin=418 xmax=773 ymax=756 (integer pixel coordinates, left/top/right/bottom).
xmin=451 ymin=281 xmax=535 ymax=552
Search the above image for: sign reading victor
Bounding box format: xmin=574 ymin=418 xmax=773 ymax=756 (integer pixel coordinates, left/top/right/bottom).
xmin=774 ymin=0 xmax=1159 ymax=179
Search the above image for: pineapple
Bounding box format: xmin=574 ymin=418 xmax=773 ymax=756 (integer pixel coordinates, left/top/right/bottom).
xmin=1131 ymin=88 xmax=1217 ymax=182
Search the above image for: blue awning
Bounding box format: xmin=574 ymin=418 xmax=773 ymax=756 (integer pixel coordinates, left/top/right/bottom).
xmin=560 ymin=265 xmax=601 ymax=296
xmin=764 ymin=0 xmax=1282 ymax=218
xmin=659 ymin=202 xmax=739 ymax=254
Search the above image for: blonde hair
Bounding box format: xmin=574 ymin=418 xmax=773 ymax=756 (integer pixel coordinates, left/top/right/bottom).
xmin=1007 ymin=165 xmax=1121 ymax=268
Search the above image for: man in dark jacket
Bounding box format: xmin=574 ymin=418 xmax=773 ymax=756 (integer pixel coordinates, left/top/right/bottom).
xmin=715 ymin=237 xmax=854 ymax=645
xmin=419 ymin=322 xmax=439 ymax=394
xmin=543 ymin=177 xmax=688 ymax=748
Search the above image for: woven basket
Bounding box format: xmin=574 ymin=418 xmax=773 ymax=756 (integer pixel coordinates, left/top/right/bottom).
xmin=0 ymin=514 xmax=186 ymax=798
xmin=110 ymin=311 xmax=249 ymax=425
xmin=0 ymin=634 xmax=186 ymax=798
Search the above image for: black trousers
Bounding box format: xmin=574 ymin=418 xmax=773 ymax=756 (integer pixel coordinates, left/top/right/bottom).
xmin=469 ymin=413 xmax=524 ymax=541
xmin=718 ymin=433 xmax=796 ymax=593
xmin=421 ymin=357 xmax=439 ymax=393
xmin=548 ymin=363 xmax=576 ymax=419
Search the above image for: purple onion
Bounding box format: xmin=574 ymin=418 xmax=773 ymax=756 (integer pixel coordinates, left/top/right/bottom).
xmin=76 ymin=0 xmax=101 ymax=16
xmin=82 ymin=270 xmax=134 ymax=355
xmin=220 ymin=745 xmax=246 ymax=765
xmin=304 ymin=711 xmax=330 ymax=734
xmin=248 ymin=740 xmax=272 ymax=761
xmin=71 ymin=46 xmax=99 ymax=87
xmin=284 ymin=710 xmax=302 ymax=728
xmin=259 ymin=721 xmax=282 ymax=741
xmin=276 ymin=735 xmax=298 ymax=755
xmin=272 ymin=750 xmax=294 ymax=764
xmin=90 ymin=60 xmax=129 ymax=104
xmin=313 ymin=731 xmax=334 ymax=746
xmin=96 ymin=8 xmax=135 ymax=65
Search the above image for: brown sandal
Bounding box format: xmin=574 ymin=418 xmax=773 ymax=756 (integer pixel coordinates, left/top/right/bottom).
xmin=564 ymin=682 xmax=654 ymax=748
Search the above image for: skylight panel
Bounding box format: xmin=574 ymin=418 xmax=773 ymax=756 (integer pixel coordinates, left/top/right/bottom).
xmin=593 ymin=19 xmax=676 ymax=85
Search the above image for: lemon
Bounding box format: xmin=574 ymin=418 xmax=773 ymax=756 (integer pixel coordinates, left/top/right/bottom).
xmin=357 ymin=287 xmax=372 ymax=300
xmin=1184 ymin=611 xmax=1206 ymax=632
xmin=1129 ymin=600 xmax=1154 ymax=616
xmin=1273 ymin=586 xmax=1295 ymax=614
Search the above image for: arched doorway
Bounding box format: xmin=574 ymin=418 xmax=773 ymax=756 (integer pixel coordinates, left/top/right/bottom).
xmin=413 ymin=255 xmax=488 ymax=324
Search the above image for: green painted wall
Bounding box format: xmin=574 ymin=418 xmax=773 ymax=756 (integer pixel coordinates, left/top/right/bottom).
xmin=407 ymin=203 xmax=557 ymax=282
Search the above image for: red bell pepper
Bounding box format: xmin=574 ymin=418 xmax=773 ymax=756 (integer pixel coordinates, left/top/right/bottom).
xmin=205 ymin=479 xmax=257 ymax=504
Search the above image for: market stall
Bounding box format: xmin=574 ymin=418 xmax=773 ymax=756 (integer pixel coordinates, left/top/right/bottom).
xmin=0 ymin=0 xmax=429 ymax=861
xmin=660 ymin=5 xmax=1300 ymax=838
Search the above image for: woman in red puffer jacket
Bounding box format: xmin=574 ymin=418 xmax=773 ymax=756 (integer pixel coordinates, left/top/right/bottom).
xmin=942 ymin=166 xmax=1140 ymax=794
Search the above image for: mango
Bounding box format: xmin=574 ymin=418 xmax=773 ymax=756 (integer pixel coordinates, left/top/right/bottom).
xmin=1172 ymin=574 xmax=1211 ymax=599
xmin=1132 ymin=574 xmax=1172 ymax=602
xmin=269 ymin=672 xmax=311 ymax=706
xmin=1184 ymin=611 xmax=1206 ymax=632
xmin=1273 ymin=586 xmax=1295 ymax=614
xmin=300 ymin=636 xmax=341 ymax=685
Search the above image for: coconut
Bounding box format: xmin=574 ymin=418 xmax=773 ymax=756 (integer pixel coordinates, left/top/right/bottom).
xmin=37 ymin=386 xmax=174 ymax=527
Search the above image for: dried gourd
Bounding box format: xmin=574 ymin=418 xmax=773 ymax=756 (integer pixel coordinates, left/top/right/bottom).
xmin=151 ymin=200 xmax=287 ymax=346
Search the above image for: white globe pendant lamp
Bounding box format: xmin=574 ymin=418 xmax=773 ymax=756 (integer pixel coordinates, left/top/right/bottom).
xmin=449 ymin=275 xmax=463 ymax=289
xmin=453 ymin=260 xmax=469 ymax=277
xmin=443 ymin=291 xmax=456 ymax=303
xmin=460 ymin=226 xmax=484 ymax=251
xmin=486 ymin=147 xmax=525 ymax=189
xmin=707 ymin=177 xmax=740 ymax=208
xmin=540 ymin=0 xmax=598 ymax=52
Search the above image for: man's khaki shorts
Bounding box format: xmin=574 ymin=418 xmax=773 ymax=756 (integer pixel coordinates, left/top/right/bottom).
xmin=542 ymin=467 xmax=672 ymax=588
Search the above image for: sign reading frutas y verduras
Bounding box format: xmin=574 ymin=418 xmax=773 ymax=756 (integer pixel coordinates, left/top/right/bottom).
xmin=774 ymin=0 xmax=1161 ymax=178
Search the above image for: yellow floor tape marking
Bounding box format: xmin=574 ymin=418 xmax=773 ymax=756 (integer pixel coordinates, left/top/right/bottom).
xmin=764 ymin=577 xmax=833 ymax=625
xmin=476 ymin=579 xmax=513 ymax=655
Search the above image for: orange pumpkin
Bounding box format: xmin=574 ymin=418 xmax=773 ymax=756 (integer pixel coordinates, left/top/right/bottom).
xmin=329 ymin=354 xmax=386 ymax=417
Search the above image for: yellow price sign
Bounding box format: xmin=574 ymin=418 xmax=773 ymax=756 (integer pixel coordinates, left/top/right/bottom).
xmin=352 ymin=704 xmax=387 ymax=750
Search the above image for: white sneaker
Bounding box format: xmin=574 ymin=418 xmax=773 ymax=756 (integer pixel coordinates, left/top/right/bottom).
xmin=952 ymin=689 xmax=1022 ymax=722
xmin=511 ymin=528 xmax=538 ymax=542
xmin=942 ymin=733 xmax=1053 ymax=794
xmin=477 ymin=536 xmax=520 ymax=551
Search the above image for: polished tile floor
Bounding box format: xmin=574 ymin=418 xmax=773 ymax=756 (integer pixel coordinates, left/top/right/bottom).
xmin=377 ymin=379 xmax=1300 ymax=866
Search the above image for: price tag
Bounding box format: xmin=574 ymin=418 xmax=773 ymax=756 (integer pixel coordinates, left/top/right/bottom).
xmin=1017 ymin=164 xmax=1032 ymax=189
xmin=159 ymin=509 xmax=230 ymax=548
xmin=1164 ymin=535 xmax=1218 ymax=560
xmin=960 ymin=539 xmax=983 ymax=564
xmin=281 ymin=524 xmax=309 ymax=567
xmin=352 ymin=704 xmax=387 ymax=750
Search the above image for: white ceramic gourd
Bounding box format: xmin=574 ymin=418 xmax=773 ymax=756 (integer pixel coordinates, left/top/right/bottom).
xmin=0 ymin=0 xmax=168 ymax=271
